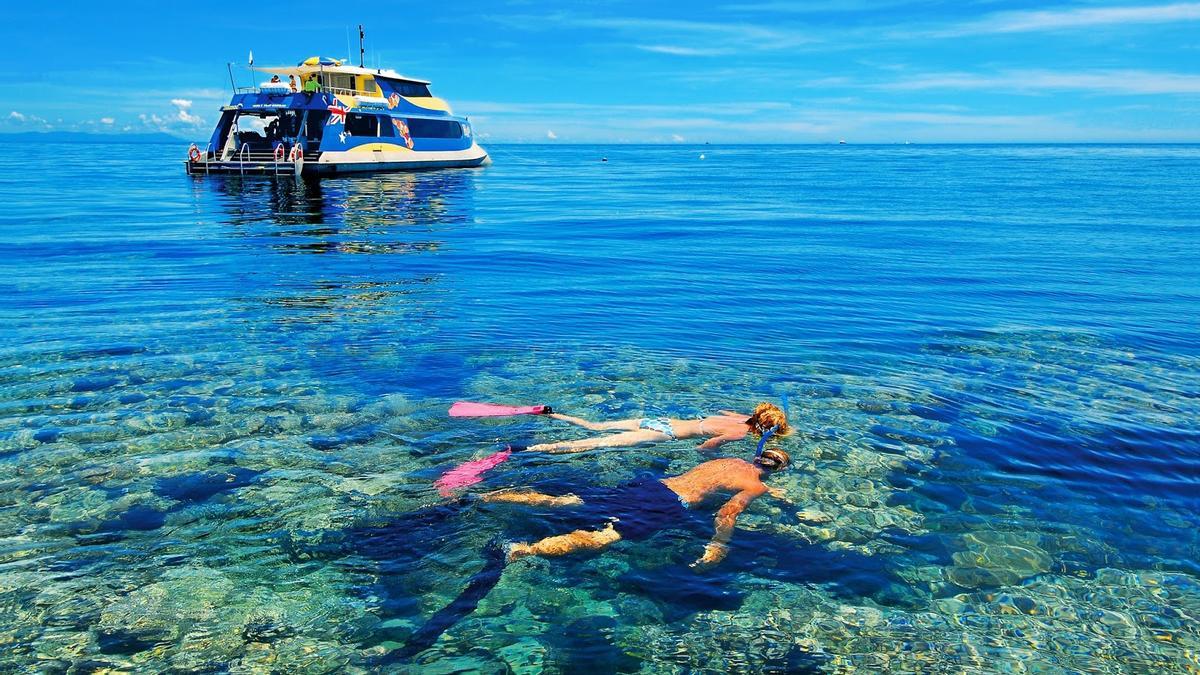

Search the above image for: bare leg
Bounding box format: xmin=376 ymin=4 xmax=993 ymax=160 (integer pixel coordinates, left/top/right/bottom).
xmin=480 ymin=489 xmax=582 ymax=507
xmin=508 ymin=523 xmax=621 ymax=561
xmin=529 ymin=429 xmax=670 ymax=454
xmin=548 ymin=413 xmax=640 ymax=432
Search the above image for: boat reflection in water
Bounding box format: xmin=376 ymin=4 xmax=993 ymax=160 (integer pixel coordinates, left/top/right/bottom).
xmin=191 ymin=169 xmax=478 ymax=359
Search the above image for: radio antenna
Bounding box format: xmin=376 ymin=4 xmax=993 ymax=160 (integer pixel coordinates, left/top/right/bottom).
xmin=359 ymin=25 xmax=365 ymax=68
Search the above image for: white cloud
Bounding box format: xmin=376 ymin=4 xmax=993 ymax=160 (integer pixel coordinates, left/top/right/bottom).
xmin=935 ymin=2 xmax=1200 ymax=36
xmin=671 ymin=134 xmax=686 ymax=142
xmin=6 ymin=110 xmax=51 ymax=128
xmin=170 ymin=98 xmax=203 ymax=125
xmin=100 ymin=117 xmax=115 ymax=125
xmin=139 ymin=113 xmax=169 ymax=131
xmin=636 ymin=44 xmax=731 ymax=56
xmin=546 ymin=130 xmax=558 ymax=140
xmin=880 ymin=69 xmax=1200 ymax=95
xmin=491 ymin=13 xmax=815 ymax=52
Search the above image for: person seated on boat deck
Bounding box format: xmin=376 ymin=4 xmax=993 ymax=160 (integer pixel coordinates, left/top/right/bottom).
xmin=484 ymin=449 xmax=791 ymax=567
xmin=270 ymin=75 xmax=281 ymax=83
xmin=526 ymin=402 xmax=790 ymax=454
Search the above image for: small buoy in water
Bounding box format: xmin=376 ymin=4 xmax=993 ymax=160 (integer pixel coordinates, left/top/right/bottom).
xmin=699 ymin=154 xmax=706 ymax=160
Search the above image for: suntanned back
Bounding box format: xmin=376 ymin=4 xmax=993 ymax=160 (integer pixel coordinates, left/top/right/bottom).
xmin=661 ymin=457 xmax=766 ymax=506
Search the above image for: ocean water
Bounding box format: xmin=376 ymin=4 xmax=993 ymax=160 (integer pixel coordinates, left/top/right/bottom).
xmin=1 ymin=141 xmax=1198 ymax=673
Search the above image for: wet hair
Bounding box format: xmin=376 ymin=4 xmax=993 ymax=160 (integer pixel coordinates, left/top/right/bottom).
xmin=746 ymin=402 xmax=791 ymax=436
xmin=755 ymin=447 xmax=790 ymax=472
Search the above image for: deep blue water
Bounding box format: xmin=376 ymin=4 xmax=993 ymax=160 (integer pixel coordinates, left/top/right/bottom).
xmin=1 ymin=141 xmax=1198 ymax=672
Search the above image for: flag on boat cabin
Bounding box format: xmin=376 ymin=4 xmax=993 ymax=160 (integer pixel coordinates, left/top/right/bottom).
xmin=248 ymin=50 xmax=254 ymax=66
xmin=327 ymin=100 xmax=350 ymax=125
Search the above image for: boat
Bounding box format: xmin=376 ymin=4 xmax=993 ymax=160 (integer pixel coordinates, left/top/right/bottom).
xmin=185 ymin=54 xmax=488 ymax=176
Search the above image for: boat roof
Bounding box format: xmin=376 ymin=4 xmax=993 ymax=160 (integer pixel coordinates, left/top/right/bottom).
xmin=253 ymin=58 xmax=430 ymax=85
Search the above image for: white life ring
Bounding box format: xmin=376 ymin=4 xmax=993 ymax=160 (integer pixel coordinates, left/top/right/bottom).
xmin=188 ymin=144 xmax=201 ymax=162
xmin=273 ymin=144 xmax=285 ymax=161
xmin=288 ymin=145 xmax=303 ymax=162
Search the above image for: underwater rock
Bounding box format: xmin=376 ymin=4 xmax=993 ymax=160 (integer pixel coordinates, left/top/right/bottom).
xmin=33 ymin=427 xmax=61 ymax=444
xmin=796 ymin=508 xmax=834 ymax=524
xmin=241 ymin=615 xmax=297 ymax=643
xmin=543 ymin=615 xmax=639 ymax=673
xmin=70 ymin=375 xmax=122 ymax=393
xmin=90 ymin=503 xmax=168 ymax=533
xmin=152 ymin=467 xmax=264 ymax=503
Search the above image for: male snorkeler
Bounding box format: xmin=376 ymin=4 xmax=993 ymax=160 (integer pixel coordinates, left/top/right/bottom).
xmin=398 ymin=449 xmax=791 ymax=659
xmin=529 ymin=402 xmax=790 ymax=453
xmin=486 ymin=448 xmax=791 ymax=567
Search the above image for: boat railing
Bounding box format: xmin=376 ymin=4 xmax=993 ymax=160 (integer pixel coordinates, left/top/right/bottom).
xmin=237 ymin=143 xmax=250 ymax=176
xmin=232 ymin=84 xmax=380 ymax=98
xmin=323 ymin=86 xmax=384 ymax=99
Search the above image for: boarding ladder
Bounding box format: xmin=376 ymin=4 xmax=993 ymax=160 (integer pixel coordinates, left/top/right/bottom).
xmin=186 ymin=143 xmax=319 ymax=176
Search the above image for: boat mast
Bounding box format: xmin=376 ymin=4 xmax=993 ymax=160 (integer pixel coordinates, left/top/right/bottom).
xmin=359 ymin=25 xmax=365 ymax=68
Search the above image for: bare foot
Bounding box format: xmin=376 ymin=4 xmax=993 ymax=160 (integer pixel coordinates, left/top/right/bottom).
xmin=505 ymin=542 xmax=533 ymax=562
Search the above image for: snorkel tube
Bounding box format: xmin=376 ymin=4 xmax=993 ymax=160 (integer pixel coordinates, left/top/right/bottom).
xmin=754 ymin=425 xmax=779 ymax=460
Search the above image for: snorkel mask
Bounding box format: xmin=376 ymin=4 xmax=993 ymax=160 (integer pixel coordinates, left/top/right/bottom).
xmin=756 ymin=447 xmax=790 ymax=471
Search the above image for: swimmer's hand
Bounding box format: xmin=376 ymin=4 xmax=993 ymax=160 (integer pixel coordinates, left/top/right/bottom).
xmin=696 ymin=434 xmax=737 ymax=451
xmin=766 ymin=486 xmax=790 ymax=501
xmin=689 ymin=542 xmax=728 ymax=570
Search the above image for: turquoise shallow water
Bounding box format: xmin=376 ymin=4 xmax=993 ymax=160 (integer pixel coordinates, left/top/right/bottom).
xmin=1 ymin=141 xmax=1198 ymax=672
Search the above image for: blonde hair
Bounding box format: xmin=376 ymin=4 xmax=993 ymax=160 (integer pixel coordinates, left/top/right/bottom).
xmin=746 ymin=402 xmax=790 ymax=436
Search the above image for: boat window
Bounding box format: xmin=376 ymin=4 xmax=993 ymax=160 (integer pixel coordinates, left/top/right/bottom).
xmin=346 ymin=113 xmax=379 ymax=137
xmin=378 ymin=118 xmax=396 ymax=137
xmin=406 ymin=118 xmax=463 ymax=139
xmin=393 ymin=82 xmax=432 ymax=97
xmin=324 ymin=73 xmax=355 ymax=92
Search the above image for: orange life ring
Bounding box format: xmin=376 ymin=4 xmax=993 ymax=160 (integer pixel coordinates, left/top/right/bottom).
xmin=188 ymin=144 xmax=201 ymax=162
xmin=288 ymin=145 xmax=303 ymax=162
xmin=273 ymin=144 xmax=285 ymax=161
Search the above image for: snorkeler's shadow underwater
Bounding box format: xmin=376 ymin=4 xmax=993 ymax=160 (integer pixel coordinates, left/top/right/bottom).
xmin=279 ymin=479 xmax=905 ymax=665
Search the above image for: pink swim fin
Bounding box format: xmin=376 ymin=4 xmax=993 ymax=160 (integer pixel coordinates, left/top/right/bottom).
xmin=435 ymin=448 xmax=514 ymax=497
xmin=448 ymin=402 xmax=551 ymax=418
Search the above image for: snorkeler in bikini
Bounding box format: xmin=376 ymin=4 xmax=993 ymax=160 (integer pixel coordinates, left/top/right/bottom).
xmin=530 ymin=401 xmax=790 ymax=453
xmin=488 ymin=448 xmax=791 ymax=566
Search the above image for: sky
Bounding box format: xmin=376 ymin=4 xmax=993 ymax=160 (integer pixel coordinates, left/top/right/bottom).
xmin=1 ymin=1 xmax=1198 ymax=143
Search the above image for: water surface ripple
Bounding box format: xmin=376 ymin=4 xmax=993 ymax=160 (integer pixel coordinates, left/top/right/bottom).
xmin=1 ymin=142 xmax=1198 ymax=672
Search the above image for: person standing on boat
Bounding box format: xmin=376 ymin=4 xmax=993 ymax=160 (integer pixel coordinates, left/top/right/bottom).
xmin=288 ymin=75 xmax=298 ymax=93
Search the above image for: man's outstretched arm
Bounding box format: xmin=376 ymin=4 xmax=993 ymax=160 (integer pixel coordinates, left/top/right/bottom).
xmin=691 ymin=487 xmax=764 ymax=568
xmin=696 ymin=433 xmax=741 ymax=451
